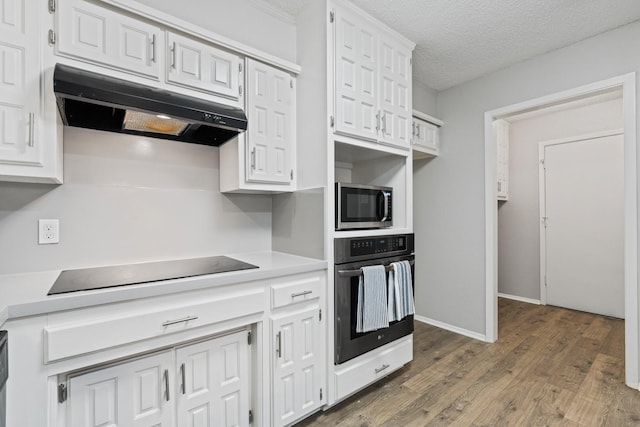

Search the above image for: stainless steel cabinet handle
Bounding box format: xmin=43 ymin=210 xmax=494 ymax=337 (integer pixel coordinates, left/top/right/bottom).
xmin=375 ymin=112 xmax=380 ymax=132
xmin=171 ymin=42 xmax=177 ymax=68
xmin=381 ymin=114 xmax=387 ymax=134
xmin=375 ymin=364 xmax=390 ymax=374
xmin=161 ymin=315 xmax=198 ymax=327
xmin=251 ymin=147 xmax=256 ymax=170
xmin=163 ymin=369 xmax=170 ymax=401
xmin=291 ymin=290 xmax=313 ymax=299
xmin=180 ymin=363 xmax=186 ymax=394
xmin=150 ymin=34 xmax=156 ymax=63
xmin=276 ymin=332 xmax=282 ymax=358
xmin=416 ymin=123 xmax=420 ymax=138
xmin=27 ymin=113 xmax=35 ymax=147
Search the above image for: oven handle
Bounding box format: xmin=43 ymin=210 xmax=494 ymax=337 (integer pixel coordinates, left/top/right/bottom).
xmin=337 ymin=259 xmax=414 ymax=277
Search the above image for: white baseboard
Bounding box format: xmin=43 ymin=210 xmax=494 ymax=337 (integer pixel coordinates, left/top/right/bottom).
xmin=498 ymin=293 xmax=541 ymax=305
xmin=414 ymin=315 xmax=487 ymax=342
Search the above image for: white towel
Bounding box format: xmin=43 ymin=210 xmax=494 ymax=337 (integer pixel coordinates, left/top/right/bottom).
xmin=356 ymin=265 xmax=389 ymax=333
xmin=388 ymin=261 xmax=414 ymax=321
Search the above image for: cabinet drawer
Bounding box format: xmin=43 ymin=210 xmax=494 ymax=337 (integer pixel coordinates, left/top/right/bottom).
xmin=271 ymin=274 xmax=321 ymax=309
xmin=334 ymin=336 xmax=412 ymax=400
xmin=44 ymin=286 xmax=264 ymax=362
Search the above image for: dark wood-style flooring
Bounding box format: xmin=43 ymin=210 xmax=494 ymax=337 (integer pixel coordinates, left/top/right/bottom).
xmin=296 ymin=298 xmax=640 ymax=426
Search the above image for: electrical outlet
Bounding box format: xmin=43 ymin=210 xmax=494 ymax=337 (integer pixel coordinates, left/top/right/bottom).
xmin=38 ymin=219 xmax=59 ymax=244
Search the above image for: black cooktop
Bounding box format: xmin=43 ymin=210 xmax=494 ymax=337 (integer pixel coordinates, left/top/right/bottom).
xmin=47 ymin=256 xmax=259 ymax=295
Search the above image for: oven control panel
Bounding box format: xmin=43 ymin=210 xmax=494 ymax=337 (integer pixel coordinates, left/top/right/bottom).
xmin=350 ymin=236 xmax=406 ymax=257
xmin=334 ymin=234 xmax=414 ymax=263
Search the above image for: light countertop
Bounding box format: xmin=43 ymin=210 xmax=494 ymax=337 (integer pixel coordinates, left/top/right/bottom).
xmin=0 ymin=251 xmax=327 ymax=328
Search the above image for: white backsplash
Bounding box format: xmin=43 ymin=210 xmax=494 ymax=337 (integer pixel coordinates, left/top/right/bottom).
xmin=0 ymin=127 xmax=272 ymax=275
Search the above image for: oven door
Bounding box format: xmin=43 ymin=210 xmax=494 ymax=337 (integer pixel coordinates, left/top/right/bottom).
xmin=334 ymin=254 xmax=414 ymax=364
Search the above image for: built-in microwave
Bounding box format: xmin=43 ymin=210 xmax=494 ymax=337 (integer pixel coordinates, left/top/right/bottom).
xmin=335 ymin=183 xmax=393 ymax=230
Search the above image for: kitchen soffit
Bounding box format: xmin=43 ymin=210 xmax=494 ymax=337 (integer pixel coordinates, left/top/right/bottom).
xmin=258 ymin=0 xmax=640 ymax=91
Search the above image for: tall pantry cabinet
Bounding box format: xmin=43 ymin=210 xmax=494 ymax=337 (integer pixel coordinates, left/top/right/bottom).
xmin=295 ymin=0 xmax=415 ymax=406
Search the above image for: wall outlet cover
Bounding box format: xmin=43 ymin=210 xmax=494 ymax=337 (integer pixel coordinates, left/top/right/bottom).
xmin=39 ymin=219 xmax=59 ymax=245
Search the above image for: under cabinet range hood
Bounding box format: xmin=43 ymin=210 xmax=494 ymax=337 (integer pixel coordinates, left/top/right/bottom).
xmin=53 ymin=63 xmax=247 ymax=146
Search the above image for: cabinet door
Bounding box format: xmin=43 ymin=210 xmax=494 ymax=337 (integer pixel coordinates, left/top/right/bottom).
xmin=246 ymin=58 xmax=295 ymax=185
xmin=334 ymin=6 xmax=379 ymax=141
xmin=68 ymin=351 xmax=174 ymax=427
xmin=176 ymin=330 xmax=250 ymax=427
xmin=272 ymin=305 xmax=322 ymax=427
xmin=0 ymin=0 xmax=41 ymax=166
xmin=412 ymin=118 xmax=439 ymax=153
xmin=57 ymin=0 xmax=161 ymax=78
xmin=378 ymin=36 xmax=412 ymax=149
xmin=167 ymin=32 xmax=242 ymax=100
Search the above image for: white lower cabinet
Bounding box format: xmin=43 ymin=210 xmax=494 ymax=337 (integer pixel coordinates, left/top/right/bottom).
xmin=68 ymin=351 xmax=174 ymax=427
xmin=65 ymin=330 xmax=251 ymax=427
xmin=176 ymin=332 xmax=250 ymax=427
xmin=271 ymin=305 xmax=323 ymax=427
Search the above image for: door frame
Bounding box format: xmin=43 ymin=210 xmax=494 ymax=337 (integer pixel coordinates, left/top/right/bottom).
xmin=538 ymin=129 xmax=625 ymax=305
xmin=483 ymin=73 xmax=638 ymax=388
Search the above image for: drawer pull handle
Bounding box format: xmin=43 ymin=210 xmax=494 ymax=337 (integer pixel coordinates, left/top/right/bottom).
xmin=291 ymin=290 xmax=313 ymax=299
xmin=180 ymin=363 xmax=186 ymax=394
xmin=162 ymin=315 xmax=198 ymax=327
xmin=163 ymin=369 xmax=170 ymax=401
xmin=375 ymin=364 xmax=390 ymax=374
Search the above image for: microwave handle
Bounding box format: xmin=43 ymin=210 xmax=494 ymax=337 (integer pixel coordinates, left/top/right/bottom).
xmin=380 ymin=191 xmax=389 ymax=222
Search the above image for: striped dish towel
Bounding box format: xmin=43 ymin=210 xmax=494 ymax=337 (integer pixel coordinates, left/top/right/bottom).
xmin=388 ymin=260 xmax=414 ymax=321
xmin=356 ymin=265 xmax=389 ymax=333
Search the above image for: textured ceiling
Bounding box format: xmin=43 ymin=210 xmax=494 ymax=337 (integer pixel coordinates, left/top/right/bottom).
xmin=259 ymin=0 xmax=640 ymax=91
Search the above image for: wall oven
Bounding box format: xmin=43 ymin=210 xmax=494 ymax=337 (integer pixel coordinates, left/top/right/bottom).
xmin=335 ymin=183 xmax=393 ymax=230
xmin=334 ymin=234 xmax=414 ymax=364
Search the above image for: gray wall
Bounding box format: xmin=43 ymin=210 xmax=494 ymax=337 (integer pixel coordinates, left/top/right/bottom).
xmin=414 ymin=20 xmax=640 ymax=335
xmin=413 ymin=79 xmax=438 ymax=117
xmin=0 ymin=1 xmax=296 ymax=275
xmin=0 ymin=128 xmax=272 ymax=274
xmin=498 ymin=97 xmax=623 ymax=300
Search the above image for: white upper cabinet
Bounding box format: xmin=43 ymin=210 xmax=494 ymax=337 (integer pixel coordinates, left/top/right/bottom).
xmin=56 ymin=0 xmax=162 ymax=78
xmin=167 ymin=32 xmax=243 ymax=100
xmin=220 ymin=57 xmax=296 ymax=193
xmin=0 ymin=0 xmax=38 ymax=165
xmin=245 ymin=58 xmax=295 ymax=185
xmin=0 ymin=0 xmax=62 ymax=183
xmin=334 ymin=5 xmax=413 ymax=150
xmin=378 ymin=37 xmax=412 ymax=148
xmin=412 ymin=110 xmax=443 ymax=158
xmin=334 ymin=8 xmax=378 ymax=141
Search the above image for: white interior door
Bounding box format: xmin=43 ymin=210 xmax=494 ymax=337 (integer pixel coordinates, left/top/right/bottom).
xmin=541 ymin=131 xmax=624 ymax=318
